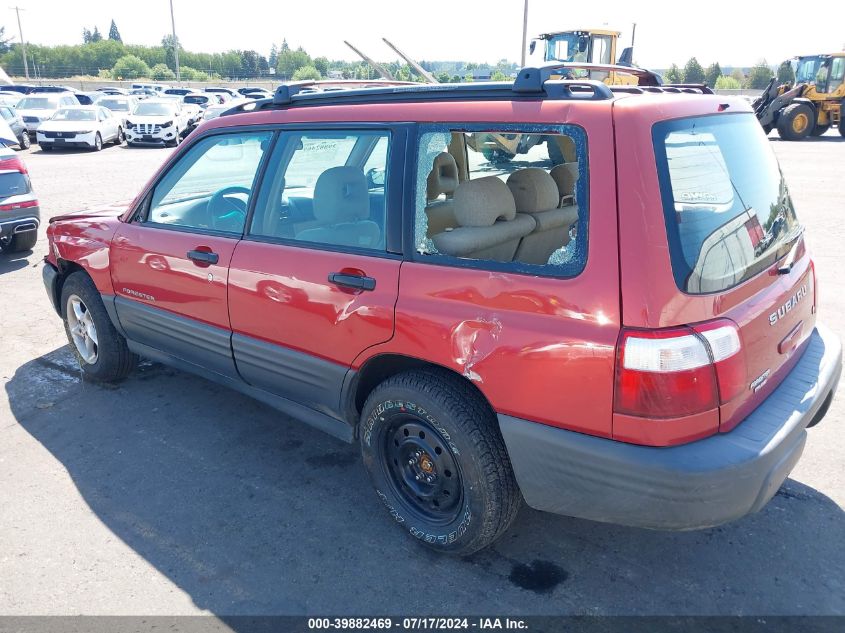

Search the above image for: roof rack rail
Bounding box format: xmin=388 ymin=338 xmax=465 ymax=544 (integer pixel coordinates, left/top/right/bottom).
xmin=609 ymin=84 xmax=715 ymax=95
xmin=220 ymin=76 xmax=615 ymax=118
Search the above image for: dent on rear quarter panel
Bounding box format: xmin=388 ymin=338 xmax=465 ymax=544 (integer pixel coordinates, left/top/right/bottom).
xmin=353 ymin=104 xmax=621 ymax=439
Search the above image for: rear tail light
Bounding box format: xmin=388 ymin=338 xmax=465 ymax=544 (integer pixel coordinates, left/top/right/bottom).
xmin=0 ymin=199 xmax=38 ymax=212
xmin=614 ymin=319 xmax=744 ymax=419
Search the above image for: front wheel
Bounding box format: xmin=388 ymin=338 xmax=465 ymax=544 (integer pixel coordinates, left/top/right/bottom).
xmin=360 ymin=369 xmax=521 ymax=556
xmin=92 ymin=133 xmax=103 ymax=151
xmin=115 ymin=127 xmax=124 ymax=144
xmin=60 ymin=272 xmax=138 ymax=381
xmin=18 ymin=132 xmax=31 ymax=150
xmin=777 ymin=103 xmax=815 ymax=140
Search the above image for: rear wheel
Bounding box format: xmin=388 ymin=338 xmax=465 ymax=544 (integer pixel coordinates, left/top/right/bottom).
xmin=839 ymin=102 xmax=845 ymax=137
xmin=60 ymin=272 xmax=138 ymax=382
xmin=7 ymin=230 xmax=37 ymax=252
xmin=360 ymin=369 xmax=521 ymax=556
xmin=115 ymin=127 xmax=124 ymax=144
xmin=777 ymin=103 xmax=815 ymax=140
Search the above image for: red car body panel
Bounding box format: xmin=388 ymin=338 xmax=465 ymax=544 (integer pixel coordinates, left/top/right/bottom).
xmin=47 ymin=204 xmax=127 ymax=296
xmin=228 ymin=241 xmax=400 ymax=366
xmin=109 ymin=224 xmax=239 ymax=331
xmin=613 ymin=96 xmax=816 ymax=441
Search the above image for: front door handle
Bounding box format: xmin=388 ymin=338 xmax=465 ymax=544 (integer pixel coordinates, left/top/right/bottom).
xmin=187 ymin=249 xmax=219 ymax=265
xmin=328 ymin=272 xmax=376 ymax=291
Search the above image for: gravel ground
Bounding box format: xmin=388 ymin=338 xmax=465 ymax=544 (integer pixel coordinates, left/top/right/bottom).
xmin=0 ymin=131 xmax=843 ymax=617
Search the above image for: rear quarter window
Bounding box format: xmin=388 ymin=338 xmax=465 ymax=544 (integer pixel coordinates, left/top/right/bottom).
xmin=653 ymin=113 xmax=801 ymax=294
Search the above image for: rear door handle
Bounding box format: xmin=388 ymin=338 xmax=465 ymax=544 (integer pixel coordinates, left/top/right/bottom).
xmin=328 ymin=272 xmax=376 ymax=291
xmin=187 ymin=249 xmax=219 ymax=265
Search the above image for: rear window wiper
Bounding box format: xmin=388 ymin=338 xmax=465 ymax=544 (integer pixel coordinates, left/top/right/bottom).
xmin=777 ymin=228 xmax=804 ymax=275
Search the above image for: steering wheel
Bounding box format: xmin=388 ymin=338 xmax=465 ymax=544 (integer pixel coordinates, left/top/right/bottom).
xmin=208 ymin=186 xmax=251 ymax=231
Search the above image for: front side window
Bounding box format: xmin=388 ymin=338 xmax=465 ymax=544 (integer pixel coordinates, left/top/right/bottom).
xmin=249 ymin=130 xmax=390 ymax=251
xmin=653 ymin=113 xmax=801 ymax=294
xmin=148 ymin=131 xmax=272 ymax=234
xmin=414 ymin=124 xmax=588 ymax=277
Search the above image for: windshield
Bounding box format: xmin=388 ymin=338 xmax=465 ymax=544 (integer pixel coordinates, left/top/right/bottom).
xmin=52 ymin=109 xmax=96 ymax=121
xmin=134 ymin=102 xmax=175 ymax=116
xmin=17 ymin=97 xmax=58 ymax=110
xmin=795 ymin=56 xmax=824 ymax=84
xmin=544 ymin=32 xmax=590 ymax=62
xmin=184 ymin=95 xmax=209 ymax=105
xmin=100 ymin=99 xmax=130 ymax=111
xmin=653 ymin=113 xmax=801 ymax=294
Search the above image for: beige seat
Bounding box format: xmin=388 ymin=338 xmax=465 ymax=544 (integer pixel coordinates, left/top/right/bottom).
xmin=297 ymin=166 xmax=381 ymax=249
xmin=507 ymin=168 xmax=579 ymax=265
xmin=432 ymin=176 xmax=535 ymax=261
xmin=550 ymin=162 xmax=579 ymax=207
xmin=424 ymin=152 xmax=460 ymax=237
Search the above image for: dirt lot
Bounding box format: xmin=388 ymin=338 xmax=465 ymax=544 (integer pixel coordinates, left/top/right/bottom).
xmin=1 ymin=132 xmax=843 ymax=617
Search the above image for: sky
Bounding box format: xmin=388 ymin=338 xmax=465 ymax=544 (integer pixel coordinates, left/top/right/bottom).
xmin=6 ymin=0 xmax=845 ymax=69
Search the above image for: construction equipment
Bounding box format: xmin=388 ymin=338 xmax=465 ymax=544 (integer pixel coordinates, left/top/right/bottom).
xmin=753 ymin=53 xmax=845 ymax=140
xmin=529 ymin=29 xmax=637 ymax=85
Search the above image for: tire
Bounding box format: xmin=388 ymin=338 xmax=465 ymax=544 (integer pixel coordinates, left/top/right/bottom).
xmin=839 ymin=102 xmax=845 ymax=137
xmin=777 ymin=103 xmax=815 ymax=140
xmin=115 ymin=127 xmax=124 ymax=144
xmin=169 ymin=130 xmax=181 ymax=147
xmin=7 ymin=230 xmax=36 ymax=252
xmin=40 ymin=144 xmax=52 ymax=152
xmin=360 ymin=369 xmax=521 ymax=556
xmin=811 ymin=124 xmax=830 ymax=136
xmin=60 ymin=271 xmax=138 ymax=382
xmin=762 ymin=124 xmax=773 ymax=135
xmin=481 ymin=149 xmax=513 ymax=164
xmin=92 ymin=133 xmax=103 ymax=151
xmin=18 ymin=132 xmax=31 ymax=150
xmin=547 ymin=137 xmax=565 ymax=165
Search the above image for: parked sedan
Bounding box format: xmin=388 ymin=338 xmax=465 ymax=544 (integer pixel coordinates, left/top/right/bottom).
xmin=36 ymin=106 xmax=123 ymax=151
xmin=0 ymin=105 xmax=31 ymax=149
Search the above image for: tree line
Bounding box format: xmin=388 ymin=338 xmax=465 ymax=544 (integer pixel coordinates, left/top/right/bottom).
xmin=663 ymin=57 xmax=794 ymax=89
xmin=0 ymin=22 xmax=515 ymax=83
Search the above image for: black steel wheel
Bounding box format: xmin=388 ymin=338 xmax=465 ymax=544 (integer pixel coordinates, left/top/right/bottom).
xmin=360 ymin=369 xmax=521 ymax=555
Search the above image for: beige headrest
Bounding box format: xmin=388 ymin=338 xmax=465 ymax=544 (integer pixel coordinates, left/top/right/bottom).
xmin=453 ymin=177 xmax=516 ymax=227
xmin=426 ymin=152 xmax=460 ymax=201
xmin=313 ymin=167 xmax=370 ymax=223
xmin=506 ymin=168 xmax=559 ymax=213
xmin=550 ymin=162 xmax=579 ymax=197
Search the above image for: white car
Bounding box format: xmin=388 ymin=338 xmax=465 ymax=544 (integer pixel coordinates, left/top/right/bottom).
xmin=16 ymin=93 xmax=80 ymax=136
xmin=125 ymin=99 xmax=187 ymax=147
xmin=98 ymin=96 xmax=139 ymax=128
xmin=200 ymin=98 xmax=250 ymax=121
xmin=36 ymin=105 xmax=123 ymax=151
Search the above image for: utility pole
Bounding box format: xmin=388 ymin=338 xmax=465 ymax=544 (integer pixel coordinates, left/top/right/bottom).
xmin=169 ymin=0 xmax=180 ymax=82
xmin=631 ymin=23 xmax=637 ymax=51
xmin=10 ymin=6 xmax=29 ymax=80
xmin=520 ymin=0 xmax=529 ymax=67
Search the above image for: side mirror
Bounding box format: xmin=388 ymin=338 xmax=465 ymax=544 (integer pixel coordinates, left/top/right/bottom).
xmin=366 ymin=167 xmax=385 ymax=188
xmin=529 ymin=40 xmax=537 ymax=55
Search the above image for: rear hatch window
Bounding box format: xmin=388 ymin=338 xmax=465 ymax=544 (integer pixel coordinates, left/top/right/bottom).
xmin=653 ymin=113 xmax=802 ymax=294
xmin=0 ymin=171 xmax=31 ymax=198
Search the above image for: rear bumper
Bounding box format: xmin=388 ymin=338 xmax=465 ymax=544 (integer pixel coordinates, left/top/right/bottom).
xmin=499 ymin=323 xmax=842 ymax=530
xmin=0 ymin=213 xmax=40 ymax=240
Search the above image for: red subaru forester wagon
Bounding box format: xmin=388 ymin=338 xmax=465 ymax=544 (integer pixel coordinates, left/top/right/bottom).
xmin=42 ymin=68 xmax=842 ymax=555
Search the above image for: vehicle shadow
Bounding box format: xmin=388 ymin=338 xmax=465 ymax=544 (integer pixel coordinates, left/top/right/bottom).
xmin=0 ymin=248 xmax=32 ymax=273
xmin=6 ymin=346 xmax=845 ymax=618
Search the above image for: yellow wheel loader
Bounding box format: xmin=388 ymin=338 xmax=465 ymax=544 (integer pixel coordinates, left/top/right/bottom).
xmin=754 ymin=53 xmax=845 ymax=140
